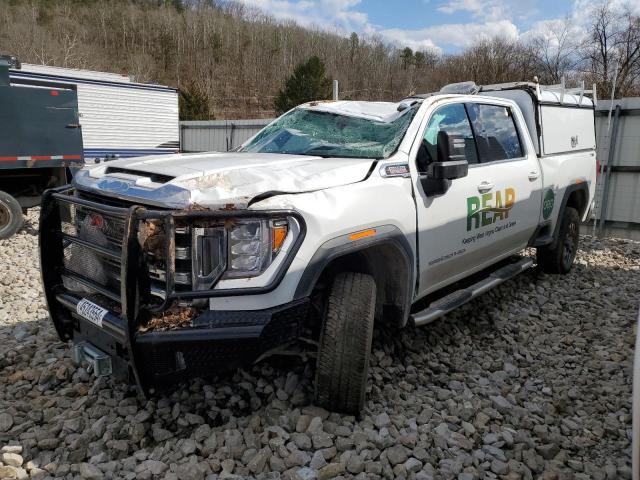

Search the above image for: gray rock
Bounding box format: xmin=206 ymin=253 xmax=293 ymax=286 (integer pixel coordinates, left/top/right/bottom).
xmin=0 ymin=413 xmax=14 ymax=432
xmin=318 ymin=463 xmax=344 ymax=480
xmin=285 ymin=450 xmax=310 ymax=468
xmin=180 ymin=439 xmax=197 ymax=456
xmin=346 ymin=454 xmax=365 ymax=474
xmin=301 ymin=406 xmax=330 ymax=420
xmin=136 ymin=460 xmax=168 ymax=475
xmin=194 ymin=424 xmax=211 ymax=443
xmin=175 ymin=463 xmax=205 ymax=480
xmin=490 ymin=459 xmax=509 ymax=475
xmin=312 ymin=432 xmax=333 ymax=449
xmin=404 ymin=457 xmax=423 ymax=473
xmin=79 ymin=463 xmax=105 ymax=480
xmin=310 ymin=451 xmax=328 ymax=470
xmin=385 ymin=445 xmax=408 ymax=466
xmin=292 ymin=433 xmax=312 ymax=450
xmin=269 ymin=456 xmax=286 ymax=472
xmin=297 ymin=467 xmax=318 ymax=480
xmin=490 ymin=395 xmax=513 ymax=414
xmin=247 ymin=449 xmax=270 ymax=474
xmin=152 ymin=427 xmax=173 ymax=442
xmin=536 ymin=444 xmax=560 ymax=460
xmin=296 ymin=415 xmax=312 ymax=433
xmin=306 ymin=417 xmax=323 ymax=434
xmin=374 ymin=412 xmax=391 ymax=428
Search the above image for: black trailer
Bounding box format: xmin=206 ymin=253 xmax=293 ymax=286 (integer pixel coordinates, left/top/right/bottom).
xmin=0 ymin=55 xmax=83 ymax=238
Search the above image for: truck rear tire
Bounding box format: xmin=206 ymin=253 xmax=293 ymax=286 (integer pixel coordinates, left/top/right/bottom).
xmin=314 ymin=272 xmax=376 ymax=414
xmin=537 ymin=207 xmax=580 ymax=274
xmin=0 ymin=191 xmax=24 ymax=239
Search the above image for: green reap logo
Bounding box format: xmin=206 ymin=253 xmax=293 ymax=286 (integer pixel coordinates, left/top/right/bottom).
xmin=467 ymin=188 xmax=515 ymax=231
xmin=542 ymin=188 xmax=555 ymax=220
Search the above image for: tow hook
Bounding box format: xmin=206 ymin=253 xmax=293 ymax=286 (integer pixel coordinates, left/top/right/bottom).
xmin=72 ymin=342 xmax=113 ymax=377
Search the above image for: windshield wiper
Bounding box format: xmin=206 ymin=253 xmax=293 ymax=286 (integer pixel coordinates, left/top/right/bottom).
xmin=304 ymin=145 xmax=341 ymax=154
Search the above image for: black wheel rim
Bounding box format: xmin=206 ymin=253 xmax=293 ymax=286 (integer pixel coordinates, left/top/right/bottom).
xmin=0 ymin=201 xmax=11 ymax=230
xmin=562 ymin=221 xmax=578 ymax=268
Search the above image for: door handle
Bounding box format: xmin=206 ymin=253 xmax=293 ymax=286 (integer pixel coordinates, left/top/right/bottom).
xmin=528 ymin=171 xmax=540 ymax=181
xmin=477 ymin=182 xmax=494 ymax=193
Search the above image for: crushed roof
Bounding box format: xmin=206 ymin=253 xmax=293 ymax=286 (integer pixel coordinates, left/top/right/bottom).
xmin=300 ymin=100 xmax=418 ymax=123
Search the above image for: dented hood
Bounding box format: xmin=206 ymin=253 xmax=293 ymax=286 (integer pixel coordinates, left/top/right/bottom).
xmin=74 ymin=152 xmax=374 ymax=208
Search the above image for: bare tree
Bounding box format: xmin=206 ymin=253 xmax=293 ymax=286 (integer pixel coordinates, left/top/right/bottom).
xmin=584 ymin=2 xmax=640 ymax=97
xmin=531 ymin=18 xmax=580 ymax=83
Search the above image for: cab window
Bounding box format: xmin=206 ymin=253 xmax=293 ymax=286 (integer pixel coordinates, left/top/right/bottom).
xmin=417 ymin=103 xmax=478 ymax=173
xmin=466 ymin=103 xmax=523 ymax=162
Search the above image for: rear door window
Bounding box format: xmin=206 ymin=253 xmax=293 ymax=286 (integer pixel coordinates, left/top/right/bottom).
xmin=466 ymin=103 xmax=523 ymax=162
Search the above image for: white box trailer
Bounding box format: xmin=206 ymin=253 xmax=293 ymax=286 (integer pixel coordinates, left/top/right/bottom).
xmin=9 ymin=63 xmax=179 ymax=163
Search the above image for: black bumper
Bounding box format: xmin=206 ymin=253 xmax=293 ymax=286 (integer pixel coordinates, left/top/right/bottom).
xmin=54 ymin=291 xmax=309 ymax=390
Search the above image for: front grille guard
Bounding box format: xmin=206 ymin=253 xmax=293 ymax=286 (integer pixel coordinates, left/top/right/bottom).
xmin=40 ymin=185 xmax=306 ymax=391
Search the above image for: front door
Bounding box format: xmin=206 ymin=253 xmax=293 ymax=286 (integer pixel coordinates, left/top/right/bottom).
xmin=412 ymin=99 xmax=542 ymax=297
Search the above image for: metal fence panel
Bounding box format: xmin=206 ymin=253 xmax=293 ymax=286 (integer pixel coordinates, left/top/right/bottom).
xmin=595 ymin=98 xmax=640 ymax=226
xmin=180 ymin=119 xmax=273 ymax=153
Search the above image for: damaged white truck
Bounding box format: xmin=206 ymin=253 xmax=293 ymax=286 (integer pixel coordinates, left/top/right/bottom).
xmin=40 ymin=81 xmax=597 ymax=414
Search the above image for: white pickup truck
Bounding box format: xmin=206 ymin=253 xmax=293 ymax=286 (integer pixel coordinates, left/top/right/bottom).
xmin=40 ymin=81 xmax=597 ymax=414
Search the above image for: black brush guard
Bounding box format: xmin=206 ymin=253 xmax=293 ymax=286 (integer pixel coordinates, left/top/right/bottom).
xmin=39 ymin=186 xmax=308 ymax=393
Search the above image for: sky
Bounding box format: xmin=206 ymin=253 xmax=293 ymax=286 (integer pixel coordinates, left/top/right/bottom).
xmin=235 ymin=0 xmax=640 ymax=53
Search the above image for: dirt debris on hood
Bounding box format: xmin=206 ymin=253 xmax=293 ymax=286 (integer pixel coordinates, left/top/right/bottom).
xmin=186 ymin=203 xmax=211 ymax=211
xmin=138 ymin=305 xmax=203 ymax=332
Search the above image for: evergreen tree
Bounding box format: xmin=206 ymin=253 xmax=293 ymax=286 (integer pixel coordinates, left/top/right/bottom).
xmin=180 ymin=85 xmax=212 ymax=120
xmin=400 ymin=47 xmax=414 ymax=70
xmin=274 ymin=56 xmax=331 ymax=115
xmin=349 ymin=32 xmax=359 ymax=63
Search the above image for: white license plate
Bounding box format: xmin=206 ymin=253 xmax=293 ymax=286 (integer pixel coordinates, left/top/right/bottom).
xmin=76 ymin=299 xmax=108 ymax=328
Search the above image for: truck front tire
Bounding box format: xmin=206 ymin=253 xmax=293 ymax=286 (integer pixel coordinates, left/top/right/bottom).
xmin=0 ymin=191 xmax=24 ymax=239
xmin=537 ymin=207 xmax=580 ymax=274
xmin=314 ymin=271 xmax=376 ymax=415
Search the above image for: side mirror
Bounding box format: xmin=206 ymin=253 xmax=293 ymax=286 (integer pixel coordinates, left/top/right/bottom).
xmin=428 ymin=159 xmax=468 ymax=180
xmin=420 ymin=131 xmax=469 ymax=196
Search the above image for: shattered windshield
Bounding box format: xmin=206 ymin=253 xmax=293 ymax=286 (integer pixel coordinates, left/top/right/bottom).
xmin=239 ymin=105 xmax=419 ymax=159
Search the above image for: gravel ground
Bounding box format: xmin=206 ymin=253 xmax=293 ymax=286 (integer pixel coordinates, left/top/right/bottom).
xmin=0 ymin=209 xmax=637 ymax=480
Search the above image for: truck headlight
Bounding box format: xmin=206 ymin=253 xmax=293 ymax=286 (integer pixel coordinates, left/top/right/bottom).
xmin=222 ymin=218 xmax=289 ymax=279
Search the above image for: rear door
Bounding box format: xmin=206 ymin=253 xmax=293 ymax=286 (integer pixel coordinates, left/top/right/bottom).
xmin=463 ymin=100 xmax=543 ymax=263
xmin=0 ymin=82 xmax=83 ymax=168
xmin=412 ymin=98 xmax=542 ymax=297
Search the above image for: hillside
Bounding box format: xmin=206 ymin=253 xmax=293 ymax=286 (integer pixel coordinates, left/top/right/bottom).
xmin=1 ymin=0 xmax=638 ymax=119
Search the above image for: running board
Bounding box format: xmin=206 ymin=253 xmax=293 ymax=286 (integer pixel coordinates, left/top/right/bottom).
xmin=411 ymin=257 xmax=534 ymax=327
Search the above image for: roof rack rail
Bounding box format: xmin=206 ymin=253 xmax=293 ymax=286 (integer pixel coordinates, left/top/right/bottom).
xmin=535 ymin=76 xmax=597 ymax=106
xmin=411 ymin=77 xmax=597 ymax=106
